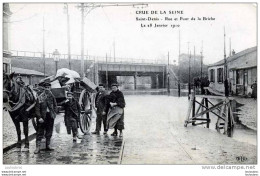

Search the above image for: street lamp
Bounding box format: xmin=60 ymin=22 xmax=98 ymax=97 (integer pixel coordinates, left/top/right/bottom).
xmin=53 ymin=49 xmax=60 ymax=74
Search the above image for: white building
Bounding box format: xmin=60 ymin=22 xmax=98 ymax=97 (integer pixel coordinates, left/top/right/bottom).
xmin=208 ymin=46 xmax=257 ymax=96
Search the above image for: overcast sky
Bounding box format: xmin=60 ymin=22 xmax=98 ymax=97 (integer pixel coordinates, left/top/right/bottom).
xmin=8 ymin=3 xmax=257 ymax=64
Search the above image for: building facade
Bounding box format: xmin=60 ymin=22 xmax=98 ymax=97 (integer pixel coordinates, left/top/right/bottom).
xmin=3 ymin=3 xmax=12 ymax=74
xmin=208 ymin=46 xmax=257 ymax=96
xmin=12 ymin=67 xmax=45 ymax=86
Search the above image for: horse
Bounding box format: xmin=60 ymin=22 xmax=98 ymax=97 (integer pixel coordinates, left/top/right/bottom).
xmin=3 ymin=72 xmax=36 ymax=151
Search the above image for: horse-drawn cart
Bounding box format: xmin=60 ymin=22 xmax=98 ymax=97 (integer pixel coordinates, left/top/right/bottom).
xmin=32 ymin=74 xmax=97 ymax=134
xmin=3 ymin=70 xmax=97 ymax=151
xmin=54 ymin=78 xmax=96 ymax=134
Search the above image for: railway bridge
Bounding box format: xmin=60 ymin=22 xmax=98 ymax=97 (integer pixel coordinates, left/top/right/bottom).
xmin=10 ymin=50 xmax=169 ymax=89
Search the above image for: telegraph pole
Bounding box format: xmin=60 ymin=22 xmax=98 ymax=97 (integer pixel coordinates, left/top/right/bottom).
xmin=113 ymin=40 xmax=116 ymax=62
xmin=42 ymin=16 xmax=46 ymax=77
xmin=64 ymin=3 xmax=71 ymax=70
xmin=224 ymin=27 xmax=229 ymax=97
xmin=178 ymin=29 xmax=181 ymax=97
xmin=77 ymin=3 xmax=147 ymax=78
xmin=167 ymin=51 xmax=170 ymax=94
xmin=193 ymin=45 xmax=195 ymax=82
xmin=80 ymin=3 xmax=85 ymax=77
xmin=106 ymin=53 xmax=108 ymax=88
xmin=200 ymin=41 xmax=203 ymax=82
xmin=224 ymin=27 xmax=227 ymax=78
xmin=187 ymin=42 xmax=190 ymax=98
xmin=188 ymin=51 xmax=191 ymax=98
xmin=229 ymin=37 xmax=231 ymax=57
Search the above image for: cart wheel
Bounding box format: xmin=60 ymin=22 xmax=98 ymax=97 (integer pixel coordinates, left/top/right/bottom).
xmin=32 ymin=117 xmax=37 ymax=131
xmin=79 ymin=111 xmax=92 ymax=134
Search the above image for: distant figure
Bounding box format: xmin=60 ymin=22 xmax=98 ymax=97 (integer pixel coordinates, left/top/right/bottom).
xmin=251 ymin=81 xmax=257 ymax=99
xmin=201 ymin=77 xmax=207 ymax=94
xmin=197 ymin=77 xmax=201 ymax=89
xmin=193 ymin=77 xmax=198 ymax=88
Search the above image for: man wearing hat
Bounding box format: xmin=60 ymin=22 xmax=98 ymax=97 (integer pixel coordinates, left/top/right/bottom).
xmin=34 ymin=80 xmax=57 ymax=154
xmin=61 ymin=91 xmax=81 ymax=142
xmin=92 ymin=83 xmax=109 ymax=135
xmin=106 ymin=83 xmax=125 ymax=137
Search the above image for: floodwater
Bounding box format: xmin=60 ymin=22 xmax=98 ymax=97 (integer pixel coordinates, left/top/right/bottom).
xmin=3 ymin=91 xmax=256 ymax=164
xmin=123 ymin=91 xmax=257 ymax=146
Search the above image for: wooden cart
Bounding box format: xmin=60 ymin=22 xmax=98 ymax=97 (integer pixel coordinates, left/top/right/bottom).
xmin=32 ymin=78 xmax=96 ymax=134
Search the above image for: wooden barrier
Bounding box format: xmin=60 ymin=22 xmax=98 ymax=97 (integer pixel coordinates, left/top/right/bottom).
xmin=184 ymin=91 xmax=235 ymax=137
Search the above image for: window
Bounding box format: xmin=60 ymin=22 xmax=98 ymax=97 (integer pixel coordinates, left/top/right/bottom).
xmin=217 ymin=68 xmax=224 ymax=83
xmin=210 ymin=69 xmax=215 ymax=82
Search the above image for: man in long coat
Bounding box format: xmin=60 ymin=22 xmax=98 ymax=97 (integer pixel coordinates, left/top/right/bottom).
xmin=34 ymin=80 xmax=57 ymax=154
xmin=92 ymin=84 xmax=109 ymax=135
xmin=107 ymin=83 xmax=125 ymax=137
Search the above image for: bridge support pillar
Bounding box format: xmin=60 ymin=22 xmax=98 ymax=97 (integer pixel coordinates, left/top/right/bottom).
xmin=134 ymin=73 xmax=137 ymax=90
xmin=151 ymin=74 xmax=159 ymax=89
xmin=158 ymin=73 xmax=164 ymax=88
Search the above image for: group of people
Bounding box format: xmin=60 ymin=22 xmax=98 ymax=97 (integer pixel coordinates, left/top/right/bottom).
xmin=92 ymin=83 xmax=125 ymax=137
xmin=193 ymin=76 xmax=210 ymax=94
xmin=33 ymin=80 xmax=125 ymax=154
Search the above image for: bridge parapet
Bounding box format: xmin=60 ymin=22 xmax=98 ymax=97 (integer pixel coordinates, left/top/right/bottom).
xmin=10 ymin=50 xmax=167 ymax=65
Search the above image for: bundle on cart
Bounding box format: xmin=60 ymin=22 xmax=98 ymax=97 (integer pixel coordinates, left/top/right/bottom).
xmin=39 ymin=68 xmax=97 ymax=103
xmin=80 ymin=77 xmax=97 ymax=93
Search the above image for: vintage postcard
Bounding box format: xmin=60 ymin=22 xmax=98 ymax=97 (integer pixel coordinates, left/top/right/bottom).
xmin=1 ymin=2 xmax=258 ymax=176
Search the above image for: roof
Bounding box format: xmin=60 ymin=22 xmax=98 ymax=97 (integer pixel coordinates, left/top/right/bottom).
xmin=12 ymin=67 xmax=45 ymax=76
xmin=208 ymin=46 xmax=257 ymax=67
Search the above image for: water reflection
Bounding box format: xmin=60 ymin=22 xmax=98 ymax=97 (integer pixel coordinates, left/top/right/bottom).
xmin=55 ymin=123 xmax=61 ymax=134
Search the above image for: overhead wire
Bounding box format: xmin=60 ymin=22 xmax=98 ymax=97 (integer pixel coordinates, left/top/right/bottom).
xmin=11 ymin=4 xmax=27 ymax=14
xmin=4 ymin=13 xmax=39 ymax=23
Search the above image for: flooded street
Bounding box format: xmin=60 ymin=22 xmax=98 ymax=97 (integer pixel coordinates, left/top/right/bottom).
xmin=3 ymin=115 xmax=123 ymax=164
xmin=3 ymin=94 xmax=257 ymax=164
xmin=122 ymin=95 xmax=257 ymax=164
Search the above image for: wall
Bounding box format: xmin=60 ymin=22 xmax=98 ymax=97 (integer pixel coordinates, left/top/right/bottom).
xmin=208 ymin=65 xmax=225 ymax=93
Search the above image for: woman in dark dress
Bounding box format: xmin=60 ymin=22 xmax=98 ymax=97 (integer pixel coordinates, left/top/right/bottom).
xmin=106 ymin=83 xmax=125 ymax=137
